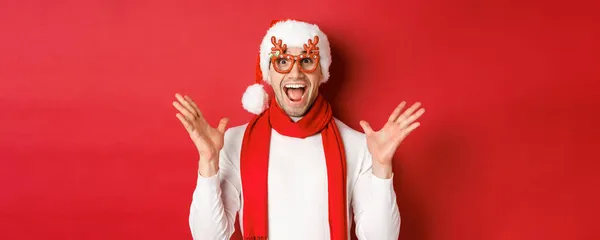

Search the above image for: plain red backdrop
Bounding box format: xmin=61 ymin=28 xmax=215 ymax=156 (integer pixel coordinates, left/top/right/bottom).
xmin=1 ymin=0 xmax=599 ymax=239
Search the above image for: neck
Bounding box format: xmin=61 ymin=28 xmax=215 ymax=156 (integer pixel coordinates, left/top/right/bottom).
xmin=290 ymin=116 xmax=302 ymax=122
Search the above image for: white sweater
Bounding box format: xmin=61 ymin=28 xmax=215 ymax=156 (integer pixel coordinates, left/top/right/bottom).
xmin=189 ymin=118 xmax=401 ymax=240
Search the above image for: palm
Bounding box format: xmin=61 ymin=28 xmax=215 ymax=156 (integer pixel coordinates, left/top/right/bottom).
xmin=365 ymin=122 xmax=407 ymax=165
xmin=190 ymin=118 xmax=225 ymax=159
xmin=173 ymin=93 xmax=229 ymax=161
xmin=360 ymin=102 xmax=425 ymax=165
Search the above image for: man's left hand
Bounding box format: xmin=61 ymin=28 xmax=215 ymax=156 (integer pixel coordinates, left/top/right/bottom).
xmin=359 ymin=101 xmax=425 ymax=179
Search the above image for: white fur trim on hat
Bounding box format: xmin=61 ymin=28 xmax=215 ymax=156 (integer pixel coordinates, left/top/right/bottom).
xmin=259 ymin=20 xmax=332 ymax=84
xmin=241 ymin=83 xmax=268 ymax=115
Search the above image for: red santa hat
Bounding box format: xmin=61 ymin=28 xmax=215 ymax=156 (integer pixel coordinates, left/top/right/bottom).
xmin=241 ymin=19 xmax=332 ymax=115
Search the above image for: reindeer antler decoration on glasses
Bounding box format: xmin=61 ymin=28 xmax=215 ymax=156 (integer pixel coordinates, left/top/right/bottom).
xmin=269 ymin=36 xmax=321 ymax=74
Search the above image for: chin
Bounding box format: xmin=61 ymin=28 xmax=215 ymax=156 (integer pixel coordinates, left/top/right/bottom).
xmin=283 ymin=106 xmax=308 ymax=117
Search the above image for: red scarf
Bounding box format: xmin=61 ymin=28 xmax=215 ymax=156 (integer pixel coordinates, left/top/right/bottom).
xmin=240 ymin=94 xmax=348 ymax=240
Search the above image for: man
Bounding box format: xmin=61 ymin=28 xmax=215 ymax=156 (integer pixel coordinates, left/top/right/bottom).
xmin=173 ymin=19 xmax=425 ymax=240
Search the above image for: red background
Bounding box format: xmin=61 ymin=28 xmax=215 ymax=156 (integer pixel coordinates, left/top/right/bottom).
xmin=1 ymin=0 xmax=599 ymax=239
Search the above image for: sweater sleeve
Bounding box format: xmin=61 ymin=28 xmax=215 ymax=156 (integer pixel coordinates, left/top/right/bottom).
xmin=352 ymin=140 xmax=401 ymax=240
xmin=189 ymin=148 xmax=241 ymax=240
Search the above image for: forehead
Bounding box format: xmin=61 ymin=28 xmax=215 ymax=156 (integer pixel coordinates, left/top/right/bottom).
xmin=284 ymin=47 xmax=306 ymax=55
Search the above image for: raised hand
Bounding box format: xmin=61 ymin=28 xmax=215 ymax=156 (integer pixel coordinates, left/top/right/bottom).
xmin=173 ymin=93 xmax=229 ymax=177
xmin=359 ymin=101 xmax=425 ymax=179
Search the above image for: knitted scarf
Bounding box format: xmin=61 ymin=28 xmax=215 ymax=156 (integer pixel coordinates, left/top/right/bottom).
xmin=240 ymin=94 xmax=348 ymax=240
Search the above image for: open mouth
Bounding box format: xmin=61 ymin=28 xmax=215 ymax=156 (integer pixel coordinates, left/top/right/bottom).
xmin=283 ymin=83 xmax=307 ymax=103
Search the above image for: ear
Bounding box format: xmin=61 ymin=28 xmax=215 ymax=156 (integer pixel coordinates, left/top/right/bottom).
xmin=265 ymin=62 xmax=273 ymax=85
xmin=318 ymin=72 xmax=325 ymax=86
xmin=318 ymin=65 xmax=326 ymax=85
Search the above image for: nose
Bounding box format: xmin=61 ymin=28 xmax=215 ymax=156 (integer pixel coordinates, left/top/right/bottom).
xmin=286 ymin=60 xmax=304 ymax=80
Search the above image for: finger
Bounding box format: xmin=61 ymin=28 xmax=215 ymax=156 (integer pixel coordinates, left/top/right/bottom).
xmin=176 ymin=113 xmax=194 ymax=133
xmin=401 ymin=122 xmax=421 ymax=136
xmin=184 ymin=95 xmax=204 ymax=119
xmin=388 ymin=101 xmax=407 ymax=122
xmin=173 ymin=101 xmax=196 ymax=121
xmin=359 ymin=120 xmax=374 ymax=135
xmin=396 ymin=102 xmax=422 ymax=123
xmin=399 ymin=108 xmax=425 ymax=129
xmin=217 ymin=118 xmax=229 ymax=134
xmin=175 ymin=93 xmax=199 ymax=118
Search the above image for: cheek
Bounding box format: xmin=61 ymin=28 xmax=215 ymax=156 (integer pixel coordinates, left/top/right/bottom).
xmin=268 ymin=71 xmax=284 ymax=86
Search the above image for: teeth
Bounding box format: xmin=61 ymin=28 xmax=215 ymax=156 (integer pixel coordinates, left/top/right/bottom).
xmin=285 ymin=84 xmax=306 ymax=89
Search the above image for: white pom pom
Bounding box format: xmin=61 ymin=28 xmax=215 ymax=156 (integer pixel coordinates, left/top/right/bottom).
xmin=242 ymin=83 xmax=269 ymax=115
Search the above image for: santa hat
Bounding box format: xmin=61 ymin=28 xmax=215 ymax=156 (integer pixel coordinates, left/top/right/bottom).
xmin=241 ymin=19 xmax=332 ymax=115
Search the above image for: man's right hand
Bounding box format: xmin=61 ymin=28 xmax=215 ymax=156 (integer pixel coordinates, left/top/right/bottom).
xmin=173 ymin=93 xmax=229 ymax=177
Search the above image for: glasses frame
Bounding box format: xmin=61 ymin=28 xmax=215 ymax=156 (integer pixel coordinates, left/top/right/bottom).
xmin=268 ymin=36 xmax=321 ymax=74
